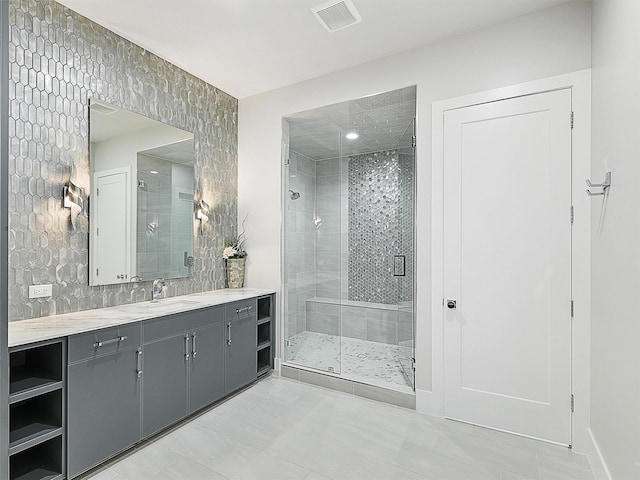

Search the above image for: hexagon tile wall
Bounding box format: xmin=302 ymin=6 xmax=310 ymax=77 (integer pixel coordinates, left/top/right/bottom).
xmin=8 ymin=0 xmax=238 ymax=320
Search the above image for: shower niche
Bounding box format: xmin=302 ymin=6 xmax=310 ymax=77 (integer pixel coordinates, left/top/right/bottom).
xmin=282 ymin=86 xmax=416 ymax=393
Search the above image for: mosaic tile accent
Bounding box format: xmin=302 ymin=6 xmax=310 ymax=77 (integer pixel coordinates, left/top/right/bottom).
xmin=348 ymin=150 xmax=402 ymax=305
xmin=8 ymin=0 xmax=238 ymax=321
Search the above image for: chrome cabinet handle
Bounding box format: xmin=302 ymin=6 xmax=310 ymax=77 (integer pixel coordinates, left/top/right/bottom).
xmin=191 ymin=332 xmax=197 ymax=358
xmin=136 ymin=349 xmax=143 ymax=378
xmin=227 ymin=322 xmax=232 ymax=346
xmin=93 ymin=335 xmax=127 ymax=348
xmin=184 ymin=334 xmax=190 ymax=361
xmin=235 ymin=306 xmax=252 ymax=314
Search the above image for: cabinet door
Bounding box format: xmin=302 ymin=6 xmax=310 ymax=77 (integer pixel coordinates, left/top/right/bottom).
xmin=225 ymin=314 xmax=257 ymax=394
xmin=189 ymin=323 xmax=225 ymax=413
xmin=67 ymin=349 xmax=141 ymax=478
xmin=142 ymin=335 xmax=189 ymax=438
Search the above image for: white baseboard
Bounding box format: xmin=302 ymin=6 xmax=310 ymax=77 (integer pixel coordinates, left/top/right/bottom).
xmin=585 ymin=428 xmax=613 ymax=480
xmin=415 ymin=388 xmax=443 ymax=417
xmin=416 ymin=389 xmax=611 ymax=480
xmin=273 ymin=356 xmax=282 ymax=375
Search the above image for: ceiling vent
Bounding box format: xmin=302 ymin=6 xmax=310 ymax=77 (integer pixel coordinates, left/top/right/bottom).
xmin=312 ymin=0 xmax=362 ymax=33
xmin=89 ymin=101 xmax=117 ymax=115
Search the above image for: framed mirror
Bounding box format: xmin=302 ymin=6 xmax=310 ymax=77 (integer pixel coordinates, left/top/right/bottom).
xmin=88 ymin=99 xmax=195 ymax=286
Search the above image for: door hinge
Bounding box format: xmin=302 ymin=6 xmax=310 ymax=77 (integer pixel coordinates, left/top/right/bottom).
xmin=412 ymin=136 xmax=417 ymax=148
xmin=570 ymin=206 xmax=574 ymax=224
xmin=412 ymin=357 xmax=416 ymax=371
xmin=96 ymin=187 xmax=99 ymax=196
xmin=96 ymin=268 xmax=99 ymax=277
xmin=570 ymin=112 xmax=574 ymax=129
xmin=571 ymin=300 xmax=574 ymax=318
xmin=571 ymin=394 xmax=575 ymax=413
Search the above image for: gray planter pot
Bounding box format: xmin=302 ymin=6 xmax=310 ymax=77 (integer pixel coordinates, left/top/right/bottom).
xmin=226 ymin=258 xmax=246 ymax=288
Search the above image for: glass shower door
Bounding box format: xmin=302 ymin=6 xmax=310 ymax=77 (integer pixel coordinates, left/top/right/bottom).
xmin=397 ymin=118 xmax=416 ymax=390
xmin=282 ymin=119 xmax=342 ymax=374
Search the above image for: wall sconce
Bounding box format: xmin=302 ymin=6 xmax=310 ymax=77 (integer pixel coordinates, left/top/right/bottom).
xmin=63 ymin=180 xmax=85 ymax=229
xmin=195 ymin=199 xmax=210 ymax=233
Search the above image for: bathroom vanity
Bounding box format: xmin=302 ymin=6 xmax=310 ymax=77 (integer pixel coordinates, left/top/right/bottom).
xmin=7 ymin=289 xmax=275 ymax=480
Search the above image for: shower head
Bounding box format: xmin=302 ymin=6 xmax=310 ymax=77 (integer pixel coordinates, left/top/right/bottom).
xmin=289 ymin=190 xmax=301 ymax=200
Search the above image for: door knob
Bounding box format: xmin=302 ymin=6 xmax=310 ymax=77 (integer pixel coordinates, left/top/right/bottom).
xmin=446 ymin=299 xmax=457 ymax=309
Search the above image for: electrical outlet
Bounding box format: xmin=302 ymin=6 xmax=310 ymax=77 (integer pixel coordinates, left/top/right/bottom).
xmin=29 ymin=284 xmax=52 ymax=299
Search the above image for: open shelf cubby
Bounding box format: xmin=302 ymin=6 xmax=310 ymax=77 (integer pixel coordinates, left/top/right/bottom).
xmin=10 ymin=435 xmax=63 ymax=480
xmin=10 ymin=342 xmax=63 ymax=401
xmin=9 ymin=340 xmax=65 ymax=480
xmin=10 ymin=389 xmax=63 ymax=454
xmin=257 ymin=322 xmax=271 ymax=349
xmin=257 ymin=347 xmax=272 ymax=376
xmin=257 ymin=296 xmax=271 ymax=321
xmin=256 ymin=295 xmax=274 ymax=376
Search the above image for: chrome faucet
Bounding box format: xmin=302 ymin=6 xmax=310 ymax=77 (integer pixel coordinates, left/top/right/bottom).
xmin=151 ymin=278 xmax=166 ymax=302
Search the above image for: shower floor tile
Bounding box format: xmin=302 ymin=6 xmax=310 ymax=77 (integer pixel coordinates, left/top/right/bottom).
xmin=286 ymin=331 xmax=412 ymax=392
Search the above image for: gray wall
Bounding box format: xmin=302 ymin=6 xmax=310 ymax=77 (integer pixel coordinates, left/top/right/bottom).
xmin=8 ymin=0 xmax=238 ymax=321
xmin=591 ymin=0 xmax=640 ymax=477
xmin=315 ymin=156 xmax=342 ymax=300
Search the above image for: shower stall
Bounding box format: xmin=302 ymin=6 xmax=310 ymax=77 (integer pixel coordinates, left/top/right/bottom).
xmin=282 ymin=86 xmax=416 ymax=392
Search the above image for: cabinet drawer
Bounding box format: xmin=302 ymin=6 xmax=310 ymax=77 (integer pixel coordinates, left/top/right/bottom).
xmin=68 ymin=323 xmax=142 ymax=363
xmin=144 ymin=306 xmax=224 ymax=343
xmin=225 ymin=299 xmax=257 ymax=321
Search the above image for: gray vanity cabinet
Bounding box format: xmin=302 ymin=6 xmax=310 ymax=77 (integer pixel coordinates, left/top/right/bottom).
xmin=141 ymin=333 xmax=189 ymax=438
xmin=67 ymin=323 xmax=142 ymax=479
xmin=189 ymin=322 xmax=225 ymax=413
xmin=61 ymin=294 xmax=272 ymax=478
xmin=142 ymin=306 xmax=225 ymax=438
xmin=224 ymin=299 xmax=258 ymax=394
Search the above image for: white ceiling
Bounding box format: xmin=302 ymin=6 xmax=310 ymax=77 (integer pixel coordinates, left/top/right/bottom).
xmin=56 ymin=0 xmax=571 ymax=99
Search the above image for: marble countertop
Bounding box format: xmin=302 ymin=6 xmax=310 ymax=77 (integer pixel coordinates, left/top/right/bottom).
xmin=8 ymin=288 xmax=275 ymax=348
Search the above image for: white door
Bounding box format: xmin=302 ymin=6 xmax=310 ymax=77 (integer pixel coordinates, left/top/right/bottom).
xmin=92 ymin=169 xmax=130 ymax=285
xmin=443 ymin=89 xmax=572 ymax=445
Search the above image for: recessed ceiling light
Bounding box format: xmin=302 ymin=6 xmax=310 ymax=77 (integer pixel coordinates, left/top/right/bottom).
xmin=345 ymin=132 xmax=359 ymax=140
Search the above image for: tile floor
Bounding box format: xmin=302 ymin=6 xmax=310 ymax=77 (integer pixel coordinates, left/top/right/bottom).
xmin=286 ymin=331 xmax=413 ymax=392
xmin=82 ymin=376 xmax=594 ymax=480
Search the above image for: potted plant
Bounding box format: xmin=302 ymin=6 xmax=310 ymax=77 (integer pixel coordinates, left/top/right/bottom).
xmin=223 ymin=216 xmax=247 ymax=288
